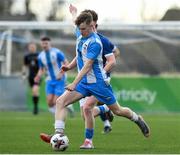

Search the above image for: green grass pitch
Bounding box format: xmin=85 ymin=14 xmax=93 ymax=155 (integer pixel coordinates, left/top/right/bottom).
xmin=0 ymin=111 xmax=180 ymax=154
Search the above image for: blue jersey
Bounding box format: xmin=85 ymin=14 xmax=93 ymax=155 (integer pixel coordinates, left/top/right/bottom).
xmin=75 ymin=29 xmax=117 ymax=105
xmin=97 ymin=33 xmax=116 ymax=77
xmin=75 ymin=28 xmax=116 ymax=77
xmin=75 ymin=28 xmax=115 ymax=64
xmin=38 ymin=47 xmax=66 ymax=81
xmin=76 ymin=32 xmax=107 ymax=84
xmin=97 ymin=33 xmax=115 ymax=66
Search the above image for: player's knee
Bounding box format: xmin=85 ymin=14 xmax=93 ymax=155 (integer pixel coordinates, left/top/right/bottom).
xmin=32 ymin=91 xmax=39 ymax=96
xmin=83 ymin=104 xmax=90 ymax=110
xmin=32 ymin=89 xmax=38 ymax=96
xmin=110 ymin=107 xmax=122 ymax=116
xmin=83 ymin=104 xmax=92 ymax=114
xmin=32 ymin=85 xmax=39 ymax=93
xmin=56 ymin=96 xmax=62 ymax=105
xmin=48 ymin=101 xmax=54 ymax=107
xmin=56 ymin=96 xmax=68 ymax=108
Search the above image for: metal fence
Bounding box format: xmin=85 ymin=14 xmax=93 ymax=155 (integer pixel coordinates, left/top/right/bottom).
xmin=0 ymin=76 xmax=27 ymax=110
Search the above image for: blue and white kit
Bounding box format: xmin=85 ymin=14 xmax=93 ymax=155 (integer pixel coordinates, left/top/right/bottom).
xmin=38 ymin=47 xmax=66 ymax=96
xmin=75 ymin=30 xmax=117 ymax=105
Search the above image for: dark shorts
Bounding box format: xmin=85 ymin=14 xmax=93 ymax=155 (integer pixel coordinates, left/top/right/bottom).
xmin=28 ymin=77 xmax=40 ymax=87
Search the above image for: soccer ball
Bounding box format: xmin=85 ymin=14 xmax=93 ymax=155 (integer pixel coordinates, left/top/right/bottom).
xmin=50 ymin=134 xmax=69 ymax=151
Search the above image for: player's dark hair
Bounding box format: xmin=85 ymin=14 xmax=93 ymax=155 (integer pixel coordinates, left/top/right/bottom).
xmin=41 ymin=36 xmax=51 ymax=41
xmin=82 ymin=9 xmax=98 ymax=22
xmin=75 ymin=12 xmax=93 ymax=27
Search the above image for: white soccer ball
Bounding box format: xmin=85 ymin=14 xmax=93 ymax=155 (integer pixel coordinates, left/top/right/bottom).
xmin=50 ymin=134 xmax=69 ymax=151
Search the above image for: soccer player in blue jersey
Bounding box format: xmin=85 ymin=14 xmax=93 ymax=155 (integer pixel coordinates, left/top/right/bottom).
xmin=40 ymin=12 xmax=150 ymax=149
xmin=34 ymin=36 xmax=74 ymax=114
xmin=69 ymin=4 xmax=120 ymax=134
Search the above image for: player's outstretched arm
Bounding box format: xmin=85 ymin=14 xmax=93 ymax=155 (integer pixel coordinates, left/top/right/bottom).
xmin=61 ymin=56 xmax=77 ymax=72
xmin=69 ymin=4 xmax=78 ymax=23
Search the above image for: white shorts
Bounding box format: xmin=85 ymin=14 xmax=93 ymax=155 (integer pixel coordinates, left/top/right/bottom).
xmin=79 ymin=97 xmax=87 ymax=107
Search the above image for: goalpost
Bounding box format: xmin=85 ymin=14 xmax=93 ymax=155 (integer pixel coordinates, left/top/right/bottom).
xmin=0 ymin=21 xmax=73 ymax=76
xmin=0 ymin=21 xmax=180 ymax=76
xmin=0 ymin=30 xmax=12 ymax=76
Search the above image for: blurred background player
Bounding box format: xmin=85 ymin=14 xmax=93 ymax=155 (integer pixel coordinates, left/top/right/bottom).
xmin=22 ymin=42 xmax=40 ymax=115
xmin=34 ymin=36 xmax=74 ymax=115
xmin=69 ymin=4 xmax=120 ymax=134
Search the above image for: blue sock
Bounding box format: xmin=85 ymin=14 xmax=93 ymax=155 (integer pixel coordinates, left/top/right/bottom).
xmin=85 ymin=128 xmax=94 ymax=139
xmin=98 ymin=105 xmax=106 ymax=115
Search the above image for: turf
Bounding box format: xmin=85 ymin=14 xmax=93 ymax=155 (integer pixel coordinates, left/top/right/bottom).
xmin=0 ymin=112 xmax=180 ymax=154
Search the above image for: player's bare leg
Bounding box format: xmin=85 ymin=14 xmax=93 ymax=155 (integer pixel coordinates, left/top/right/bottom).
xmin=93 ymin=102 xmax=113 ymax=134
xmin=108 ymin=103 xmax=150 ymax=137
xmin=47 ymin=94 xmax=56 ymax=114
xmin=55 ymin=90 xmax=83 ymax=133
xmin=32 ymin=84 xmax=39 ymax=115
xmin=80 ymin=96 xmax=97 ymax=149
xmin=40 ymin=90 xmax=83 ymax=143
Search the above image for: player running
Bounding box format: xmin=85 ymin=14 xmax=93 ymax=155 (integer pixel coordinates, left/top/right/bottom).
xmin=40 ymin=12 xmax=150 ymax=149
xmin=70 ymin=4 xmax=120 ymax=134
xmin=34 ymin=36 xmax=74 ymax=115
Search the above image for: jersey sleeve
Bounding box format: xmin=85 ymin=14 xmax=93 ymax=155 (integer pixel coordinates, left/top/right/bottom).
xmin=38 ymin=56 xmax=44 ymax=68
xmin=57 ymin=51 xmax=65 ymax=62
xmin=102 ymin=37 xmax=115 ymax=56
xmin=86 ymin=42 xmax=101 ymax=60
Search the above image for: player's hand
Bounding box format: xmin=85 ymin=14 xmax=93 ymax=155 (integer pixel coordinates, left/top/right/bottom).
xmin=65 ymin=83 xmax=76 ymax=91
xmin=34 ymin=75 xmax=40 ymax=83
xmin=69 ymin=4 xmax=77 ymax=15
xmin=105 ymin=77 xmax=111 ymax=85
xmin=61 ymin=65 xmax=70 ymax=72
